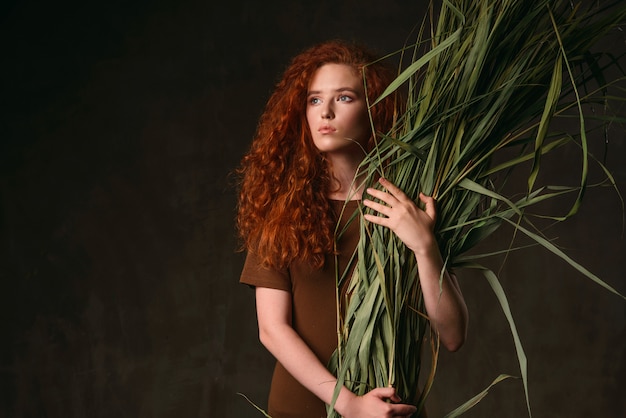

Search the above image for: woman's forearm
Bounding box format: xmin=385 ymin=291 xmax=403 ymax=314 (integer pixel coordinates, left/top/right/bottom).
xmin=414 ymin=245 xmax=468 ymax=351
xmin=260 ymin=323 xmax=363 ymax=414
xmin=256 ymin=288 xmax=357 ymax=414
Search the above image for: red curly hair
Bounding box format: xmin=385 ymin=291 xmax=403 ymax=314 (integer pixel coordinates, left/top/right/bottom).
xmin=236 ymin=39 xmax=397 ymax=270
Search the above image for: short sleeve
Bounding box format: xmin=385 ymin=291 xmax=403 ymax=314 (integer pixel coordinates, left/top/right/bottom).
xmin=239 ymin=251 xmax=291 ymax=292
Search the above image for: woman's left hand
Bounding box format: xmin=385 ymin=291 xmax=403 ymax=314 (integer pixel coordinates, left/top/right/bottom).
xmin=362 ymin=177 xmax=437 ymax=256
xmin=363 ymin=177 xmax=469 ymax=352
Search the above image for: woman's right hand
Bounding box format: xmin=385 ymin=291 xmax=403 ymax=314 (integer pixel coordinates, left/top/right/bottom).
xmin=339 ymin=387 xmax=417 ymax=418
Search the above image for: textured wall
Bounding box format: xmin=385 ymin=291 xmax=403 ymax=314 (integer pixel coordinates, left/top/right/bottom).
xmin=1 ymin=1 xmax=624 ymax=417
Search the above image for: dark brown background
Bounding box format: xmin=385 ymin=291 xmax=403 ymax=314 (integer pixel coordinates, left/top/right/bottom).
xmin=1 ymin=1 xmax=624 ymax=417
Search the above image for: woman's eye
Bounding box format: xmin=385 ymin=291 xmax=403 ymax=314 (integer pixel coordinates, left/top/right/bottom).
xmin=310 ymin=97 xmax=321 ymax=105
xmin=339 ymin=95 xmax=353 ymax=102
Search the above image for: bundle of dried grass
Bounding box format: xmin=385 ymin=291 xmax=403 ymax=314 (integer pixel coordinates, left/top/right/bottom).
xmin=330 ymin=1 xmax=626 ymax=416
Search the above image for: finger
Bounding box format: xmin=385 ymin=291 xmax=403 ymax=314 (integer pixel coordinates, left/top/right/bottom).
xmin=379 ymin=177 xmax=408 ymax=201
xmin=362 ymin=198 xmax=392 ymax=217
xmin=419 ymin=192 xmax=437 ymax=221
xmin=393 ymin=405 xmax=418 ymax=415
xmin=388 ymin=393 xmax=402 ymax=403
xmin=363 ymin=213 xmax=391 ymax=228
xmin=368 ymin=386 xmax=396 ymax=400
xmin=365 ymin=187 xmax=397 ymax=207
xmin=393 ymin=405 xmax=418 ymax=416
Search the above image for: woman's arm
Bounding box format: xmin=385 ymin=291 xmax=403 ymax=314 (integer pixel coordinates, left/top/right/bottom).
xmin=256 ymin=286 xmax=417 ymax=417
xmin=362 ymin=177 xmax=469 ymax=352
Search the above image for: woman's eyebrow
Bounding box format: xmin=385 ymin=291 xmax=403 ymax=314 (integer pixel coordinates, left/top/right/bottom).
xmin=307 ymin=87 xmax=360 ymax=96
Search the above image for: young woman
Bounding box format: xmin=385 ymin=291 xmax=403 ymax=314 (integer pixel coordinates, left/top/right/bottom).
xmin=237 ymin=40 xmax=468 ymax=418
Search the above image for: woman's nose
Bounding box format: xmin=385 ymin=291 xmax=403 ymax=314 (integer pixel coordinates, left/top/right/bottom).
xmin=321 ymin=106 xmax=334 ymax=119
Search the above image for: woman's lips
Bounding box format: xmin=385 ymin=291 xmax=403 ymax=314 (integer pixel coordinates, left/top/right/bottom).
xmin=318 ymin=125 xmax=336 ymax=134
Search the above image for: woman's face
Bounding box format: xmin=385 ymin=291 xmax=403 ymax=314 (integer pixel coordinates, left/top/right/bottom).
xmin=306 ymin=63 xmax=370 ymax=157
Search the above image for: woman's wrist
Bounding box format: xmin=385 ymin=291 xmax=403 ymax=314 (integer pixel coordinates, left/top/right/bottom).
xmin=411 ymin=237 xmax=441 ymax=262
xmin=333 ymin=387 xmax=358 ymax=416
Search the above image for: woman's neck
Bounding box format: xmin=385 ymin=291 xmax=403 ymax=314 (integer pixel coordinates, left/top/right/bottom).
xmin=326 ymin=154 xmax=365 ymax=201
